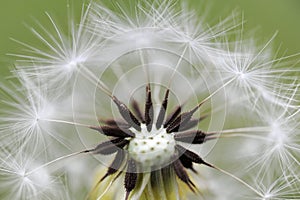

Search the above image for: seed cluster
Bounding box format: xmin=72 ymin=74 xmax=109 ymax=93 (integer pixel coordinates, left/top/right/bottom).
xmin=87 ymin=84 xmax=214 ymax=199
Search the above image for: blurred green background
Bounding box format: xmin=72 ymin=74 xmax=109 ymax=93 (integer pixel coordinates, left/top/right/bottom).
xmin=1 ymin=0 xmax=300 ymax=78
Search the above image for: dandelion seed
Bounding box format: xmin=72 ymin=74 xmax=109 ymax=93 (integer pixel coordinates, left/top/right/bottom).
xmin=243 ymin=91 xmax=300 ymax=181
xmin=10 ymin=5 xmax=101 ymax=92
xmin=0 ymin=147 xmax=67 ymax=200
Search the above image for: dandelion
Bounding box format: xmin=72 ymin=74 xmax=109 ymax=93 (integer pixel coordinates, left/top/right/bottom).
xmin=0 ymin=146 xmax=67 ymax=200
xmin=1 ymin=0 xmax=300 ymax=200
xmin=243 ymin=88 xmax=300 ymax=181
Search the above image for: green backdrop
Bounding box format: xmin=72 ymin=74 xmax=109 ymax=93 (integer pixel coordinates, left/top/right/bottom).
xmin=1 ymin=0 xmax=300 ymax=78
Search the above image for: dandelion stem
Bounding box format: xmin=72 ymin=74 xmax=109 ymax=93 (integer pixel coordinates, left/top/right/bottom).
xmin=211 ymin=164 xmax=264 ymax=197
xmin=167 ymin=45 xmax=188 ymax=88
xmin=41 ymin=118 xmax=92 ymax=127
xmin=197 ymin=77 xmax=236 ymax=108
xmin=139 ymin=49 xmax=150 ymax=84
xmin=205 ymin=126 xmax=271 ymax=141
xmin=206 ymin=134 xmax=269 ymax=141
xmin=25 ymin=150 xmax=89 ymax=176
xmin=209 ymin=126 xmax=270 ymax=134
xmin=79 ymin=66 xmax=113 ymax=98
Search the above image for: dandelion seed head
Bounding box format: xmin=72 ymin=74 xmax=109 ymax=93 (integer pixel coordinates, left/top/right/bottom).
xmin=2 ymin=0 xmax=300 ymax=199
xmin=242 ymin=95 xmax=300 ymax=181
xmin=64 ymin=59 xmax=79 ymax=72
xmin=234 ymin=70 xmax=250 ymax=86
xmin=17 ymin=167 xmax=51 ymax=190
xmin=269 ymin=122 xmax=289 ymax=149
xmin=262 ymin=193 xmax=273 ymax=200
xmin=0 ymin=149 xmax=64 ymax=200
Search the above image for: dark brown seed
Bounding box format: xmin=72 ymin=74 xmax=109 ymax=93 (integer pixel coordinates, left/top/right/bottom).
xmin=156 ymin=89 xmax=169 ymax=129
xmin=174 ymin=130 xmax=206 ymax=144
xmin=179 ymin=154 xmax=197 ymax=173
xmin=124 ymin=158 xmax=138 ymax=200
xmin=178 ymin=115 xmax=208 ymax=131
xmin=175 ymin=145 xmax=213 ymax=168
xmin=131 ymin=99 xmax=145 ymax=123
xmin=90 ymin=126 xmax=135 ymax=138
xmin=144 ymin=84 xmax=153 ymax=132
xmin=166 ymin=106 xmax=199 ymax=133
xmin=99 ymin=119 xmax=130 ymax=129
xmin=92 ymin=138 xmax=129 ymax=155
xmin=112 ymin=96 xmax=141 ymax=131
xmin=176 ymin=119 xmax=199 ymax=131
xmin=100 ymin=150 xmax=126 ymax=181
xmin=164 ymin=105 xmax=182 ymax=128
xmin=172 ymin=156 xmax=196 ymax=192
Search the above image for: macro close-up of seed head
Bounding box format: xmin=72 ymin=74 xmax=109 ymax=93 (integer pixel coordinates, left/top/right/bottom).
xmin=0 ymin=0 xmax=300 ymax=200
